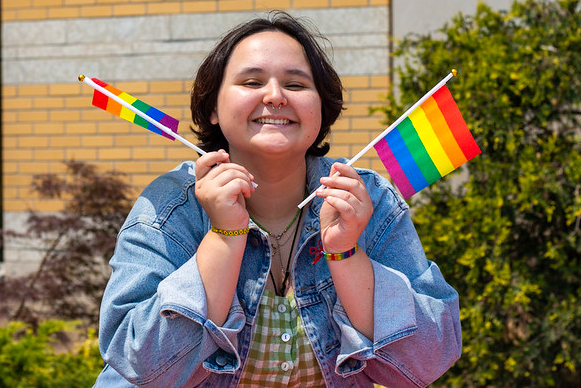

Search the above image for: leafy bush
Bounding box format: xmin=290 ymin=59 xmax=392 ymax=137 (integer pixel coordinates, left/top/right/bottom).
xmin=1 ymin=161 xmax=133 ymax=327
xmin=0 ymin=320 xmax=103 ymax=387
xmin=376 ymin=0 xmax=581 ymax=386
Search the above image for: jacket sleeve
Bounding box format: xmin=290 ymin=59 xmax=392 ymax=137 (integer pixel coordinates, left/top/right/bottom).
xmin=97 ymin=167 xmax=245 ymax=387
xmin=332 ymin=173 xmax=462 ymax=387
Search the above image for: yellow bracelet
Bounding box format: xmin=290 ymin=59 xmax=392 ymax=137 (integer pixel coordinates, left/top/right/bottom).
xmin=211 ymin=226 xmax=250 ymax=236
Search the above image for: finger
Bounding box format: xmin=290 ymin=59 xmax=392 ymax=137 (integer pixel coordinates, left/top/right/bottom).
xmin=195 ymin=150 xmax=230 ymax=180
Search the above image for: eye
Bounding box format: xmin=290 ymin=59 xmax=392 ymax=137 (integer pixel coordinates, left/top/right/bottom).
xmin=241 ymin=79 xmax=263 ymax=88
xmin=285 ymin=82 xmax=306 ymax=90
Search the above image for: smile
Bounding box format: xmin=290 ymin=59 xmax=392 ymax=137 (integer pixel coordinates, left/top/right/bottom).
xmin=255 ymin=117 xmax=291 ymax=125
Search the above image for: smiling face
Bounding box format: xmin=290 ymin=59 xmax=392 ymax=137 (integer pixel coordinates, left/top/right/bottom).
xmin=210 ymin=31 xmax=322 ymax=160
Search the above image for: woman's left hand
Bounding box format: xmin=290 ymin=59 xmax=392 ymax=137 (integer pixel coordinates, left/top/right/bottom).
xmin=316 ymin=163 xmax=373 ymax=253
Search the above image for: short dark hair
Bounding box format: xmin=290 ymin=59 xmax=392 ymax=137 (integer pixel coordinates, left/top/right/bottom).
xmin=190 ymin=11 xmax=344 ymax=156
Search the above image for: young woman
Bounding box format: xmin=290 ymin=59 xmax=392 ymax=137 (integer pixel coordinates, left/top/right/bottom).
xmin=94 ymin=12 xmax=461 ymax=387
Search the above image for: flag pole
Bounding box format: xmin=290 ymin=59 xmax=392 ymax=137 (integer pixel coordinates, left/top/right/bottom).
xmin=78 ymin=75 xmax=206 ymax=156
xmin=297 ymin=69 xmax=457 ymax=209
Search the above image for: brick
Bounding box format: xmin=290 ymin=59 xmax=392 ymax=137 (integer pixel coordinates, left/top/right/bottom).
xmin=3 ymin=85 xmax=17 ymax=97
xmin=64 ymin=0 xmax=95 ymax=5
xmin=166 ymin=147 xmax=198 ymax=160
xmin=18 ymin=111 xmax=49 ymax=122
xmin=149 ymin=161 xmax=180 ymax=173
xmin=115 ymin=161 xmax=149 ymax=173
xmin=181 ymin=1 xmax=216 ymax=13
xmin=34 ymin=123 xmax=66 ymax=135
xmin=149 ymin=80 xmax=184 ymax=94
xmin=113 ymin=4 xmax=146 ymax=16
xmin=34 ymin=97 xmax=65 ymax=109
xmin=293 ymin=0 xmax=329 ymax=8
xmin=81 ymin=135 xmax=114 ymax=147
xmin=49 ymin=83 xmax=81 ymax=96
xmin=51 ymin=136 xmax=81 ymax=147
xmin=3 ymin=174 xmax=33 ymax=187
xmin=332 ymin=131 xmax=370 ymax=144
xmin=63 ymin=96 xmax=90 ymax=108
xmin=341 ymin=76 xmax=369 ymax=89
xmin=3 ymin=187 xmax=19 ymax=199
xmin=133 ymin=147 xmax=166 ymax=160
xmin=17 ymin=8 xmax=48 ymax=20
xmin=80 ymin=5 xmax=112 ymax=17
xmin=3 ymin=111 xmax=18 ymax=123
xmin=19 ymin=162 xmax=50 ymax=174
xmin=34 ymin=149 xmax=67 ymax=161
xmin=82 ymin=110 xmax=116 ymax=121
xmin=34 ymin=200 xmax=66 ymax=212
xmin=50 ymin=110 xmax=81 ymax=122
xmin=67 ymin=148 xmax=98 ymax=160
xmin=4 ymin=200 xmax=30 ymax=212
xmin=2 ymin=10 xmax=18 ymax=21
xmin=131 ymin=174 xmax=160 ymax=187
xmin=370 ymin=75 xmax=390 ymax=88
xmin=98 ymin=121 xmax=132 ymax=133
xmin=147 ymin=2 xmax=181 ymax=14
xmin=19 ymin=84 xmax=49 ymax=96
xmin=350 ymin=89 xmax=385 ymax=103
xmin=255 ymin=0 xmax=290 ymax=9
xmin=3 ymin=137 xmax=18 ymax=148
xmin=98 ymin=147 xmax=132 ymax=160
xmin=48 ymin=6 xmax=81 ymax=19
xmin=115 ymin=81 xmax=148 ymax=94
xmin=65 ymin=122 xmax=96 ymax=134
xmin=3 ymin=0 xmax=32 ymax=8
xmin=19 ymin=136 xmax=50 ymax=148
xmin=370 ymin=0 xmax=389 ymax=5
xmin=331 ymin=0 xmax=368 ymax=6
xmin=3 ymin=123 xmax=33 ymax=135
xmin=218 ymin=0 xmax=253 ymax=11
xmin=351 ymin=117 xmax=384 ymax=129
xmin=115 ymin=135 xmax=148 ymax=146
xmin=342 ymin=104 xmax=373 ymax=117
xmin=164 ymin=94 xmax=189 ymax=107
xmin=3 ymin=162 xmax=18 ymax=174
xmin=3 ymin=98 xmax=33 ymax=110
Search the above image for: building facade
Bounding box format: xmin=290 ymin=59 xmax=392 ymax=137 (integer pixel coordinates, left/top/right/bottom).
xmin=1 ymin=0 xmax=510 ymax=275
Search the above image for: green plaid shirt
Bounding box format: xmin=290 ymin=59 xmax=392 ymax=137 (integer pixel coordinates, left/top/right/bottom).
xmin=238 ymin=289 xmax=325 ymax=387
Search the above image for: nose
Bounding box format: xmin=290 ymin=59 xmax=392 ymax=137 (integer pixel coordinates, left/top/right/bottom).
xmin=263 ymin=78 xmax=287 ymax=109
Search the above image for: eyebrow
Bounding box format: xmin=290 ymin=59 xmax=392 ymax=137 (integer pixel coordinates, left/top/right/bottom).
xmin=237 ymin=66 xmax=314 ymax=82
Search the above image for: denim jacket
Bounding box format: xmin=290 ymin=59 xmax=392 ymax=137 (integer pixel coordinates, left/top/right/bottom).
xmin=94 ymin=156 xmax=461 ymax=387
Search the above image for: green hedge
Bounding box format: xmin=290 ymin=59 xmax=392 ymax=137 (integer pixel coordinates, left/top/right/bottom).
xmin=0 ymin=320 xmax=103 ymax=388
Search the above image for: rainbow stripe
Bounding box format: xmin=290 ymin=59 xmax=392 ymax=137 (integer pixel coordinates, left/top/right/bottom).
xmin=374 ymin=85 xmax=480 ymax=199
xmin=91 ymin=78 xmax=179 ymax=140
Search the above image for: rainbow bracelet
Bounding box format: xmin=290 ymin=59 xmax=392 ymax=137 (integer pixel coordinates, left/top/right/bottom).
xmin=211 ymin=226 xmax=250 ymax=236
xmin=323 ymin=245 xmax=358 ymax=261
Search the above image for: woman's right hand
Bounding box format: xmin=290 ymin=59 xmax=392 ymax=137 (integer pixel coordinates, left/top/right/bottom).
xmin=194 ymin=150 xmax=255 ymax=230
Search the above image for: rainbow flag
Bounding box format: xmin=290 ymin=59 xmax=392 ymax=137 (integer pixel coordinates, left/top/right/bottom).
xmin=90 ymin=78 xmax=179 ymax=140
xmin=374 ymin=85 xmax=480 ymax=199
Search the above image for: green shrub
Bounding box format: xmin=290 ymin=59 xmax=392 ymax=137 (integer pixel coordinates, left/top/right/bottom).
xmin=376 ymin=0 xmax=581 ymax=386
xmin=0 ymin=320 xmax=102 ymax=387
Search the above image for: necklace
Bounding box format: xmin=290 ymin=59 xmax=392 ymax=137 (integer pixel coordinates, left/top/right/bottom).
xmin=250 ymin=207 xmax=303 ymax=296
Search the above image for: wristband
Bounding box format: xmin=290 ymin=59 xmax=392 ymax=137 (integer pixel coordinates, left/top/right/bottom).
xmin=323 ymin=245 xmax=358 ymax=261
xmin=211 ymin=226 xmax=250 ymax=236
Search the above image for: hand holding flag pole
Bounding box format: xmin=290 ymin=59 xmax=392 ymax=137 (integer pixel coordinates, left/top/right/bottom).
xmin=298 ymin=69 xmax=480 ymax=209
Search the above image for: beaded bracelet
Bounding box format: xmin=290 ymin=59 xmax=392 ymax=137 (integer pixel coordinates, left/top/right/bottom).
xmin=323 ymin=244 xmax=358 ymax=261
xmin=211 ymin=226 xmax=250 ymax=236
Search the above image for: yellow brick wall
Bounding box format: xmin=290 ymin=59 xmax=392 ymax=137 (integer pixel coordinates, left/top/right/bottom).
xmin=2 ymin=1 xmax=391 ymax=213
xmin=2 ymin=0 xmax=389 ymax=21
xmin=2 ymin=74 xmax=389 ymax=212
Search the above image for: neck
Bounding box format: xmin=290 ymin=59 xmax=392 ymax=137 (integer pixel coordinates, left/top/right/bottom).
xmin=237 ymin=152 xmax=307 ymax=232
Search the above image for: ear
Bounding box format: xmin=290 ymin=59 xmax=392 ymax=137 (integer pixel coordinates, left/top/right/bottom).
xmin=210 ymin=108 xmax=218 ymax=125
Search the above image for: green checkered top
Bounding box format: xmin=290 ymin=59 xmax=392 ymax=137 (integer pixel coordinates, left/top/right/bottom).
xmin=238 ymin=288 xmax=325 ymax=387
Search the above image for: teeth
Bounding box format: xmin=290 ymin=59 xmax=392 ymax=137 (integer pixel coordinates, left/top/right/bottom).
xmin=256 ymin=117 xmax=290 ymax=125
